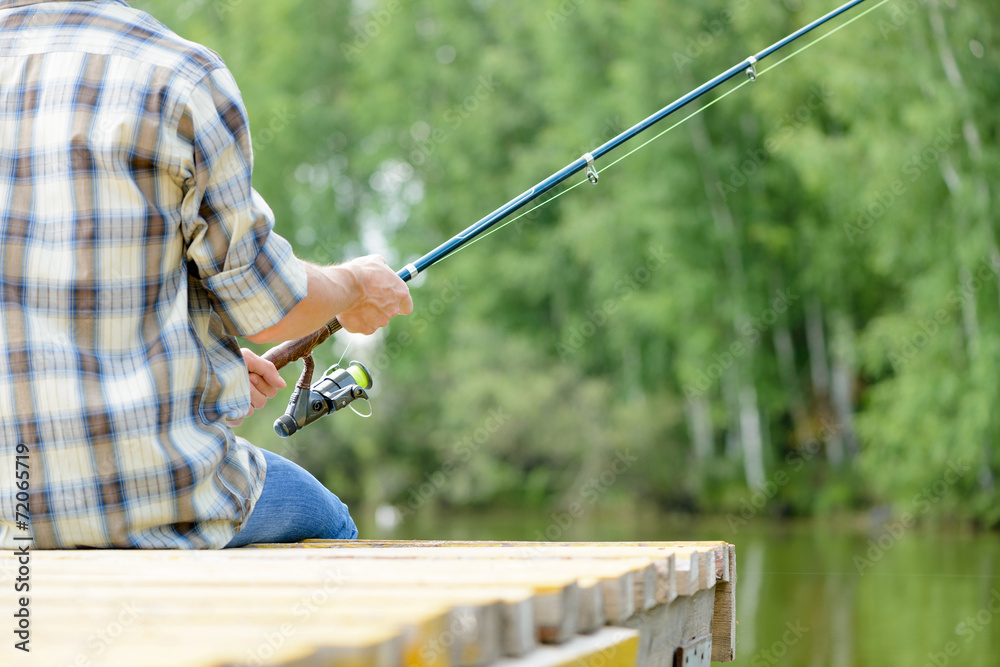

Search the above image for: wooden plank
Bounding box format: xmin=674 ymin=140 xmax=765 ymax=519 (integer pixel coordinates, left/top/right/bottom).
xmin=581 ymin=569 xmax=634 ymax=626
xmin=695 ymin=548 xmax=715 ymax=591
xmin=32 ymin=595 xmax=483 ymax=667
xmin=241 ymin=544 xmax=712 ymax=604
xmin=29 ymin=540 xmax=734 ymax=667
xmin=279 ymin=540 xmax=732 ymax=582
xmin=35 ymin=583 xmax=536 ymax=660
xmin=34 ymin=556 xmax=573 ymax=650
xmin=32 ymin=594 xmax=453 ymax=662
xmin=33 ymin=547 xmax=695 ymax=644
xmin=622 ymin=588 xmax=716 ymax=667
xmin=575 ymin=578 xmax=606 ymax=634
xmin=710 ymin=544 xmax=737 ymax=663
xmin=222 ymin=546 xmax=674 ymax=610
xmin=492 ymin=627 xmax=640 ymax=667
xmin=34 ymin=551 xmax=648 ymax=643
xmin=648 ymin=553 xmax=676 ymax=607
xmin=37 ymin=579 xmax=541 ymax=658
xmin=536 ymin=581 xmax=580 ymax=644
xmin=673 ymin=549 xmax=700 ymax=597
xmin=32 ymin=613 xmax=405 ymax=667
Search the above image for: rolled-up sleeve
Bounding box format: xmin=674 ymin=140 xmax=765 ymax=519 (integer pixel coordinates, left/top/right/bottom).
xmin=179 ymin=67 xmax=307 ymax=337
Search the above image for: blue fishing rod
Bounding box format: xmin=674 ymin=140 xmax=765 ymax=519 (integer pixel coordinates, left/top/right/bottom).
xmin=265 ymin=0 xmax=876 ymax=437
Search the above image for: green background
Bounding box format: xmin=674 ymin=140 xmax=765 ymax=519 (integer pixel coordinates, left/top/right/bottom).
xmin=134 ymin=0 xmax=1000 ymax=663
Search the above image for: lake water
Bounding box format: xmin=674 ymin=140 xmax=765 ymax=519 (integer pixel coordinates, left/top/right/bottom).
xmin=358 ymin=508 xmax=1000 ymax=667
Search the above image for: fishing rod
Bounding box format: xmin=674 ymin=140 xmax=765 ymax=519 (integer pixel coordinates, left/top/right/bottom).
xmin=264 ymin=0 xmax=876 ymax=437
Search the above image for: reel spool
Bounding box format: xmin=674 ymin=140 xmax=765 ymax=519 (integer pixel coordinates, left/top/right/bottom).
xmin=273 ymin=359 xmax=373 ymax=438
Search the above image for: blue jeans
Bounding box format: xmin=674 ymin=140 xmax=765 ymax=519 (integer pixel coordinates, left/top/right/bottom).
xmin=225 ymin=449 xmax=358 ymax=547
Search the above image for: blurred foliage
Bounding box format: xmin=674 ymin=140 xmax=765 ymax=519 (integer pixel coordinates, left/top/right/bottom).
xmin=137 ymin=0 xmax=1000 ymax=528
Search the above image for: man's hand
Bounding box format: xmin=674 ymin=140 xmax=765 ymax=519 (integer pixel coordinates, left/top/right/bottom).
xmin=336 ymin=255 xmax=414 ymax=335
xmin=245 ymin=255 xmax=413 ymax=344
xmin=227 ymin=348 xmax=287 ymax=427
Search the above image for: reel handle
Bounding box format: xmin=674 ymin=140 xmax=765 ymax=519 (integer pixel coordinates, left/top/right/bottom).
xmin=262 ymin=317 xmax=342 ymax=370
xmin=273 ymin=360 xmax=373 ymax=438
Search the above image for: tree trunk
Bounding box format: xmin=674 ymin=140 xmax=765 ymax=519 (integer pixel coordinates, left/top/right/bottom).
xmin=806 ymin=298 xmax=845 ymax=466
xmin=773 ymin=312 xmax=809 ymax=437
xmin=830 ymin=311 xmax=859 ymax=459
xmin=723 ymin=365 xmax=742 ymax=462
xmin=686 ymin=104 xmax=768 ymax=490
xmin=928 ymin=0 xmax=997 ymax=491
xmin=685 ymin=394 xmax=714 ymax=465
xmin=739 ymin=380 xmax=767 ymax=490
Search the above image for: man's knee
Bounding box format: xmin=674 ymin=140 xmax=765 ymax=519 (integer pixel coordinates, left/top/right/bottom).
xmin=319 ymin=500 xmax=357 ymax=540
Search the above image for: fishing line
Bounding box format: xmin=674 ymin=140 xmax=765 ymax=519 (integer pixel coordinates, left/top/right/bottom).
xmin=448 ymin=0 xmax=892 ymax=259
xmin=334 ymin=336 xmax=373 ymax=418
xmin=264 ymin=0 xmax=891 ymax=437
xmin=335 ymin=336 xmax=354 ymax=367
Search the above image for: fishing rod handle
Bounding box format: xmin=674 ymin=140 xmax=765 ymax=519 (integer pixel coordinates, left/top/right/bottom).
xmin=262 ymin=318 xmax=342 ymax=371
xmin=261 ymin=266 xmax=413 ymax=371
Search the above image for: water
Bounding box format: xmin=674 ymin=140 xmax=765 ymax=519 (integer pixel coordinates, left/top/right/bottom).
xmin=359 ymin=508 xmax=1000 ymax=666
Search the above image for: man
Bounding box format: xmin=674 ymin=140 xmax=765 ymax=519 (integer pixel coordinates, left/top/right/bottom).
xmin=0 ymin=0 xmax=412 ymax=548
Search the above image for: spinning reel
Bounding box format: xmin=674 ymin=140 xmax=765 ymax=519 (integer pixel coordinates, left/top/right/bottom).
xmin=273 ymin=356 xmax=373 ymax=438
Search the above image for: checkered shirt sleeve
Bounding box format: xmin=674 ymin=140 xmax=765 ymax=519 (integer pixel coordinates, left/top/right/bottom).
xmin=0 ymin=0 xmax=308 ymax=548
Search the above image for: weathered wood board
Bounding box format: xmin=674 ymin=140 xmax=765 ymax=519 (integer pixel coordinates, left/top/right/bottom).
xmin=18 ymin=540 xmax=735 ymax=666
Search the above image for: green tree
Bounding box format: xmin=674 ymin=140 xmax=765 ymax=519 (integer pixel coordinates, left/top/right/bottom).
xmin=135 ymin=0 xmax=1000 ymax=527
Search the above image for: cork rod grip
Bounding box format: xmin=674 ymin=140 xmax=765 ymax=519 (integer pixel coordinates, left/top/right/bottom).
xmin=261 ymin=317 xmax=343 ymax=370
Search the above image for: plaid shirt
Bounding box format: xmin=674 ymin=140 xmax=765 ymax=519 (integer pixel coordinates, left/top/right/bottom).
xmin=0 ymin=0 xmax=308 ymax=548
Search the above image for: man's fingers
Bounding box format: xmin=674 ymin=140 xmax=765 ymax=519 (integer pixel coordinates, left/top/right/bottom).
xmin=396 ymin=282 xmax=414 ymax=315
xmin=249 ymin=385 xmax=268 ymax=410
xmin=249 ymin=372 xmax=281 ymax=399
xmin=243 ymin=353 xmax=286 ymax=389
xmin=254 ymin=361 xmax=286 ymax=390
xmin=241 ymin=348 xmax=285 ymax=398
xmin=338 ymin=293 xmax=413 ymax=335
xmin=335 ymin=254 xmax=413 ymax=335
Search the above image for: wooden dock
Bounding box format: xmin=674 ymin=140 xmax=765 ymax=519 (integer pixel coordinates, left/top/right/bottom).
xmin=28 ymin=540 xmax=735 ymax=666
